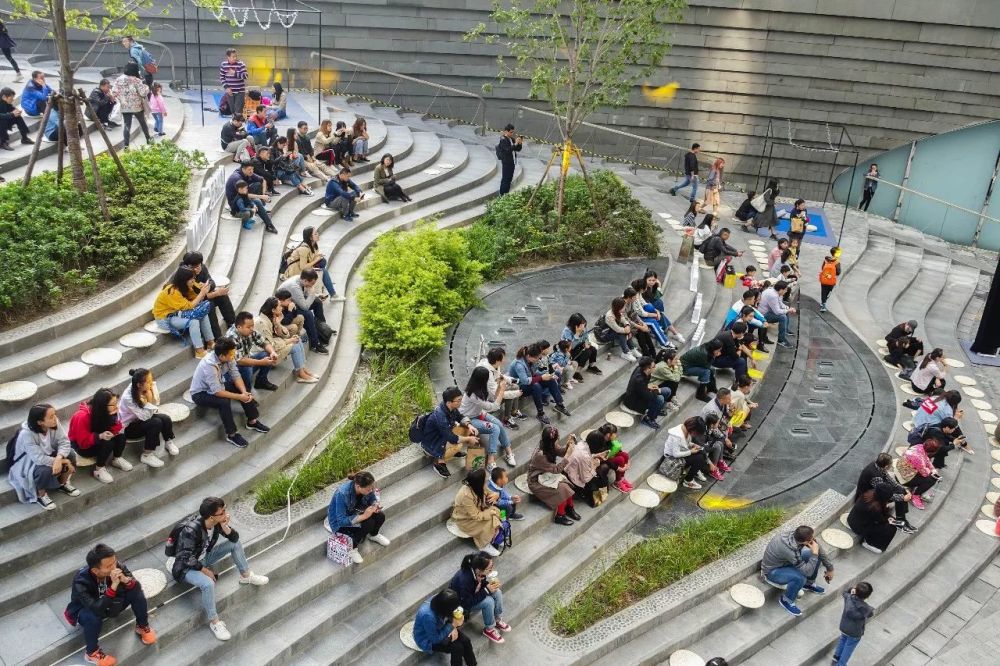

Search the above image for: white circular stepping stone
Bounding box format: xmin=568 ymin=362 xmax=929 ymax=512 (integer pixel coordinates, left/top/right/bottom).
xmin=992 ymin=478 xmax=1000 ymax=490
xmin=981 ymin=411 xmax=998 ymax=423
xmin=75 ymin=455 xmax=96 ymax=468
xmin=605 ymin=411 xmax=635 ymax=428
xmin=983 ymin=505 xmax=996 ymax=519
xmin=730 ymin=583 xmax=765 ymax=609
xmin=157 ymin=403 xmax=190 ymax=423
xmin=120 ymin=332 xmax=158 ymax=348
xmin=899 ymin=384 xmax=920 ymax=396
xmin=514 ymin=473 xmax=531 ymax=495
xmin=182 ymin=391 xmax=194 ymax=404
xmin=0 ymin=381 xmax=38 ymax=402
xmin=902 ymin=421 xmax=914 ymax=433
xmin=647 ymin=473 xmax=678 ymax=494
xmin=144 ymin=320 xmax=167 ymax=334
xmin=989 ymin=424 xmax=998 ymax=435
xmin=669 ymin=650 xmax=705 ymax=666
xmin=399 ymin=621 xmax=420 ymax=651
xmin=821 ymin=528 xmax=854 ymax=550
xmin=213 ymin=276 xmax=231 ymax=288
xmin=629 ymin=488 xmax=660 ymax=508
xmin=747 ymin=239 xmax=766 ymax=247
xmin=992 ymin=450 xmax=1000 ymax=462
xmin=963 ymin=386 xmax=986 ymax=399
xmin=895 ymin=446 xmax=908 ymax=456
xmin=658 ymin=212 xmax=673 ymax=220
xmin=46 ymin=361 xmax=90 ymax=382
xmin=955 ymin=375 xmax=978 ymax=386
xmin=310 ymin=208 xmax=333 ymax=216
xmin=131 ymin=568 xmax=167 ymax=598
xmin=973 ymin=399 xmax=994 ymax=411
xmin=840 ymin=512 xmax=850 ymax=528
xmin=876 ymin=339 xmax=887 ymax=347
xmin=988 ymin=491 xmax=1000 ymax=504
xmin=81 ymin=347 xmax=123 ymax=367
xmin=993 ymin=464 xmax=1000 ymax=475
xmin=975 ymin=519 xmax=999 ymax=537
xmin=445 ymin=518 xmax=470 ymax=539
xmin=946 ymin=358 xmax=965 ymax=368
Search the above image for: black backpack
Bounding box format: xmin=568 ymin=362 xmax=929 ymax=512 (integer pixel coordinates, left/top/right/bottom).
xmin=164 ymin=522 xmax=184 ymax=558
xmin=495 ymin=140 xmax=503 ymax=161
xmin=408 ymin=412 xmax=432 ymax=443
xmin=3 ymin=432 xmax=22 ymax=472
xmin=278 ymin=242 xmax=303 ymax=275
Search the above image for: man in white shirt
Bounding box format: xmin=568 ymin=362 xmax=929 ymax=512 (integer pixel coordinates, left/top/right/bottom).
xmin=758 ymin=281 xmax=797 ymax=348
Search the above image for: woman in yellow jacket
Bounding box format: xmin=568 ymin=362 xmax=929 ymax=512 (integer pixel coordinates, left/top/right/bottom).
xmin=152 ymin=266 xmax=214 ymax=357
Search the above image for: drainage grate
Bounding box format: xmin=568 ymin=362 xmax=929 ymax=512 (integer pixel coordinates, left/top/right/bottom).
xmin=813 ymin=384 xmax=831 ymax=392
xmin=536 ymin=295 xmax=557 ymax=301
xmin=524 ymin=304 xmax=542 ymax=312
xmin=790 ymin=427 xmax=811 ymax=435
xmin=798 ymin=411 xmax=819 ymax=420
xmin=817 ymin=360 xmax=834 ymax=367
xmin=497 ymin=327 xmax=516 ymax=335
xmin=807 ymin=398 xmax=825 ymax=406
xmin=818 ymin=372 xmax=833 ymax=378
xmin=510 ymin=316 xmax=529 ymax=324
xmin=487 ymin=341 xmax=507 ymax=349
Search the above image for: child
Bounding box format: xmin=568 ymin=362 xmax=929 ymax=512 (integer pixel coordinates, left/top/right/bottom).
xmin=232 ymin=180 xmax=258 ymax=230
xmin=488 ymin=467 xmax=524 ymax=520
xmin=730 ymin=375 xmax=758 ymax=431
xmin=788 ymin=198 xmax=807 ymax=244
xmin=819 ymin=247 xmax=842 ymax=312
xmin=598 ymin=423 xmax=633 ymax=493
xmin=549 ymin=339 xmax=577 ymax=390
xmin=834 ymin=582 xmax=874 ymax=665
xmin=148 ymin=83 xmax=167 ymax=136
xmin=741 ymin=265 xmax=759 ymax=288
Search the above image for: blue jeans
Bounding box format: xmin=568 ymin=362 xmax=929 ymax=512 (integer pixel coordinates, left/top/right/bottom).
xmin=834 ymin=634 xmax=861 ymax=664
xmin=612 ymin=332 xmax=632 ymax=355
xmin=713 ymin=354 xmax=748 ymax=379
xmin=521 ymin=378 xmax=564 ymax=413
xmin=646 ymin=393 xmax=665 ymax=420
xmin=314 ymin=257 xmax=337 ymax=296
xmin=671 ymin=174 xmax=699 ymax=200
xmin=278 ymin=167 xmax=303 ymax=187
xmin=158 ymin=314 xmax=213 ymax=349
xmin=71 ymin=584 xmax=149 ymax=652
xmin=683 ymin=366 xmax=712 ymax=384
xmin=288 ymin=339 xmax=306 ymax=370
xmin=152 ymin=112 xmax=164 ymax=134
xmin=182 ymin=538 xmax=250 ymax=621
xmin=766 ymin=559 xmax=819 ymax=603
xmin=353 ymin=138 xmax=368 ymax=156
xmin=642 ymin=317 xmax=668 ymax=346
xmin=765 ymin=312 xmax=789 ymax=343
xmin=469 ymin=588 xmax=504 ymax=628
xmin=470 ymin=413 xmax=510 ymax=455
xmin=659 ymin=386 xmax=673 ymax=401
xmin=238 ymin=350 xmax=273 ymax=386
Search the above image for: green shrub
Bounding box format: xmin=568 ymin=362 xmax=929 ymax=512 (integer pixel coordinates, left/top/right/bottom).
xmin=465 ymin=170 xmax=660 ymax=279
xmin=254 ymin=355 xmax=435 ymax=514
xmin=357 ymin=222 xmax=485 ymax=356
xmin=0 ymin=142 xmax=205 ymax=316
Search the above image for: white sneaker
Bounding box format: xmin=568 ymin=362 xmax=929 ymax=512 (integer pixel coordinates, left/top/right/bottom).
xmin=239 ymin=572 xmax=269 ymax=586
xmin=165 ymin=440 xmax=180 ymax=456
xmin=348 ymin=549 xmax=364 ymax=564
xmin=673 ymin=332 xmax=686 ymax=344
xmin=140 ymin=452 xmax=164 ymax=468
xmin=370 ymin=534 xmax=391 ymax=547
xmin=13 ymin=72 xmax=24 ymax=83
xmin=619 ymin=351 xmax=636 ymax=362
xmin=683 ymin=480 xmax=703 ymax=489
xmin=323 ymin=517 xmax=332 ymax=533
xmin=209 ymin=620 xmax=231 ymax=641
xmin=111 ymin=457 xmax=133 ymax=471
xmin=504 ymin=450 xmax=517 ymax=467
xmin=630 ymin=350 xmax=644 ymax=361
xmin=696 ymin=471 xmax=707 ymax=482
xmin=482 ymin=544 xmax=501 ymax=557
xmin=92 ymin=467 xmax=114 ymax=484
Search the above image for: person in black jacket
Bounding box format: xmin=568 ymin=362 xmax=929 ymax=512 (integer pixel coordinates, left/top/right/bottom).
xmin=170 ymin=497 xmax=269 ymax=642
xmin=669 ymin=142 xmax=701 ymax=201
xmin=496 ymin=123 xmax=522 ymax=195
xmin=855 ymin=453 xmax=916 ymax=534
xmin=701 ymin=228 xmax=743 ymax=269
xmin=449 ymin=551 xmax=511 ymax=645
xmin=65 ymin=543 xmax=156 ymax=665
xmin=220 ymin=114 xmax=252 ymax=162
xmin=847 ymin=484 xmax=897 ymax=554
xmin=182 ymin=251 xmax=236 ymax=339
xmin=710 ymin=321 xmax=752 ymax=381
xmin=623 ymin=356 xmax=665 ymax=430
xmin=224 ymin=162 xmax=276 ymax=232
xmin=0 ymin=86 xmax=31 ymax=150
xmin=249 ymin=144 xmax=278 ymax=195
xmin=87 ymin=79 xmax=118 ymax=128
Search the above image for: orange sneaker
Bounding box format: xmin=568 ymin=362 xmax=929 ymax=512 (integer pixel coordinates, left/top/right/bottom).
xmin=84 ymin=647 xmax=117 ymax=666
xmin=135 ymin=624 xmax=158 ymax=645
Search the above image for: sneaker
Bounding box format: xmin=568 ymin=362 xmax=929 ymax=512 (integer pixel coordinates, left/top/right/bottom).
xmin=619 ymin=351 xmax=636 ymax=362
xmin=696 ymin=471 xmax=707 ymax=482
xmin=209 ymin=620 xmax=231 ymax=641
xmin=513 ymin=410 xmax=529 ymax=420
xmin=247 ymin=420 xmax=270 ymax=433
xmin=502 ymin=418 xmax=519 ymax=430
xmin=165 ymin=440 xmax=180 ymax=456
xmin=537 ymin=412 xmax=550 ymax=425
xmin=670 ymin=398 xmax=681 ymax=407
xmin=564 ymin=382 xmax=574 ymax=390
xmin=311 ymin=343 xmax=330 ymax=355
xmin=629 ymin=350 xmax=644 ymax=361
xmin=486 ymin=461 xmax=497 ymax=474
xmin=482 ymin=544 xmax=501 ymax=557
xmin=140 ymin=451 xmax=165 ymax=467
xmin=586 ymin=365 xmax=603 ymax=375
xmin=777 ymin=341 xmax=793 ymax=349
xmin=803 ymin=583 xmax=826 ymax=595
xmin=483 ymin=627 xmax=505 ymax=644
xmin=59 ymin=483 xmax=81 ymax=496
xmin=819 ymin=304 xmax=828 ymax=312
xmin=553 ymin=403 xmax=572 ymax=417
xmin=911 ymin=495 xmax=926 ymax=510
xmin=508 ymin=512 xmax=526 ymax=521
xmin=135 ymin=624 xmax=157 ymax=645
xmin=710 ymin=468 xmax=725 ymax=481
xmin=13 ymin=72 xmax=24 ymax=83
xmin=495 ymin=619 xmax=512 ymax=633
xmin=226 ymin=433 xmax=249 ymax=449
xmin=682 ymin=480 xmax=702 ymax=489
xmin=238 ymin=572 xmax=269 ymax=586
xmin=641 ymin=416 xmax=660 ymax=430
xmin=433 ymin=462 xmax=451 ymax=478
xmin=614 ymin=480 xmax=631 ymax=493
xmin=64 ymin=608 xmax=78 ymax=626
xmin=92 ymin=467 xmax=114 ymax=484
xmin=370 ymin=534 xmax=391 ymax=547
xmin=84 ymin=647 xmax=117 ymax=666
xmin=673 ymin=332 xmax=686 ymax=344
xmin=717 ymin=460 xmax=731 ymax=472
xmin=253 ymin=380 xmax=279 ymax=391
xmin=573 ymin=372 xmax=584 ymax=382
xmin=504 ymin=450 xmax=517 ymax=466
xmin=669 ymin=188 xmax=676 ymax=196
xmin=38 ymin=494 xmax=56 ymax=510
xmin=111 ymin=457 xmax=133 ymax=471
xmin=861 ymin=542 xmax=883 ymax=554
xmin=900 ymin=521 xmax=918 ymax=535
xmin=348 ymin=548 xmax=364 ymax=564
xmin=778 ymin=596 xmax=803 ymax=617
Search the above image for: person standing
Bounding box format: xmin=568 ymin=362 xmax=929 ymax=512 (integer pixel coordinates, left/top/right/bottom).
xmin=833 ymin=583 xmax=874 ymax=665
xmin=669 ymin=143 xmax=701 ymax=201
xmin=110 ymin=63 xmax=152 ymax=149
xmin=121 ymin=36 xmax=154 ymax=89
xmin=753 ymin=179 xmax=781 ymax=240
xmin=704 ymin=157 xmax=725 ymax=213
xmin=0 ymin=18 xmax=23 ymax=82
xmin=859 ymin=164 xmax=879 ymax=212
xmin=496 ymin=124 xmax=522 ymax=195
xmin=219 ymin=49 xmax=249 ymax=116
xmin=818 ymin=247 xmax=841 ymax=312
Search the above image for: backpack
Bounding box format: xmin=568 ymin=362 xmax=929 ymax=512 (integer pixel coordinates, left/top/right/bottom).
xmin=490 ymin=518 xmax=512 ymax=554
xmin=163 ymin=522 xmax=184 ymax=557
xmin=819 ymin=260 xmax=838 ymax=286
xmin=3 ymin=432 xmax=22 ymax=472
xmin=495 ymin=140 xmax=503 ymax=161
xmin=408 ymin=412 xmax=432 ymax=443
xmin=278 ymin=244 xmax=301 ymax=275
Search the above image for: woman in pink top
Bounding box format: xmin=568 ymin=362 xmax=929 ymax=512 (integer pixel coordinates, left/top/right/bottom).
xmin=899 ymin=439 xmax=940 ymax=510
xmin=149 ymin=82 xmax=167 ymax=136
xmin=768 ymin=238 xmax=789 ymax=278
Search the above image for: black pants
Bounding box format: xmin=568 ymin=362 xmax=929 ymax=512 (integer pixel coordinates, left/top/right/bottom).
xmin=383 ymin=182 xmax=408 ymax=200
xmin=71 ymin=433 xmax=126 ymax=467
xmin=124 ymin=414 xmax=175 ymax=451
xmin=860 ymin=189 xmax=874 ymax=211
xmin=499 ymin=160 xmax=515 ymax=195
xmin=911 ymin=378 xmax=944 ymax=395
xmin=142 ymin=71 xmax=153 ymax=90
xmin=283 ymin=301 xmax=325 ymax=347
xmin=1 ymin=47 xmax=18 ymax=73
xmin=191 ymin=383 xmax=260 ymax=436
xmin=433 ymin=630 xmax=477 ymax=666
xmin=0 ymin=114 xmax=30 ymax=144
xmin=683 ymin=451 xmax=711 ymax=482
xmin=634 ymin=329 xmax=656 ymax=358
xmin=820 ymin=284 xmax=835 ymax=306
xmin=855 ymin=520 xmax=896 ymax=551
xmin=208 ymin=293 xmax=236 ymax=339
xmin=571 ymin=343 xmax=597 ymax=368
xmin=121 ymin=111 xmax=151 ymax=147
xmin=894 ymin=500 xmax=909 ymax=522
xmin=904 ymin=474 xmax=937 ymax=496
xmin=93 ymin=102 xmax=113 ymax=125
xmin=336 ymin=511 xmax=385 ymax=547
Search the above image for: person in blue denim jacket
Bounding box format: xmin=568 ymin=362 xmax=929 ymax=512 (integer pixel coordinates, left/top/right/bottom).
xmin=509 ymin=343 xmax=571 ymax=425
xmin=412 ymin=588 xmax=477 ymax=665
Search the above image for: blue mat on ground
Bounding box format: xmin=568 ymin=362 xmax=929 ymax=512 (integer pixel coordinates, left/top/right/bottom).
xmin=180 ymin=89 xmax=317 ymax=126
xmin=959 ymin=339 xmax=1000 ymax=367
xmin=753 ymin=206 xmax=837 ymax=247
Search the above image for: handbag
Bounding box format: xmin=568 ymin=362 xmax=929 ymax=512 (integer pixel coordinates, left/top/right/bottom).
xmin=326 ymin=532 xmax=354 ymax=566
xmin=144 ymin=62 xmax=159 ymax=75
xmin=538 ymin=472 xmax=566 ymax=489
xmin=591 ymin=486 xmax=608 ymax=507
xmin=751 ymin=189 xmax=770 ymax=213
xmin=657 ymin=456 xmax=685 ymax=482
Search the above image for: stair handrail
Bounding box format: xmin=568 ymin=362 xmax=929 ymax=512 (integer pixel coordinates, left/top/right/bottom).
xmin=309 ymin=51 xmax=487 ymax=136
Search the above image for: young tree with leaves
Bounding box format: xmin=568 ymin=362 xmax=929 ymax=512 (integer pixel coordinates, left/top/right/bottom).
xmin=467 ymin=0 xmax=687 ymax=220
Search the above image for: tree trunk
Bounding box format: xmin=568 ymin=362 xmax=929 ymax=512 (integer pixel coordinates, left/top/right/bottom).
xmin=49 ymin=0 xmax=87 ymax=191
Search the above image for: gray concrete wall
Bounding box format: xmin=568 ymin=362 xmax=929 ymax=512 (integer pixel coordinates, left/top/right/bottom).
xmin=8 ymin=0 xmax=1000 ymax=199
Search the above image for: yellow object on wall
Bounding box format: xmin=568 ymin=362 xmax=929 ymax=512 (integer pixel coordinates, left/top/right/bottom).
xmin=641 ymin=82 xmax=680 ymax=103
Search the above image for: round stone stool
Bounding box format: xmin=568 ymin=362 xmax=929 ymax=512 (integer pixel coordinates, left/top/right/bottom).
xmin=629 ymin=488 xmax=660 ymax=508
xmin=0 ymin=381 xmax=38 ymax=402
xmin=821 ymin=528 xmax=854 ymax=550
xmin=806 ymin=223 xmax=818 ymax=233
xmin=158 ymin=403 xmax=190 ymax=423
xmin=670 ymin=650 xmax=705 ymax=666
xmin=46 ymin=361 xmax=90 ymax=382
xmin=980 ymin=411 xmax=998 ymax=423
xmin=955 ymin=375 xmax=977 ymax=386
xmin=895 ymin=446 xmax=907 ymax=457
xmin=399 ymin=621 xmax=420 ymax=651
xmin=605 ymin=411 xmax=635 ymax=428
xmin=972 ymin=399 xmax=994 ymax=411
xmin=839 ymin=512 xmax=850 ymax=528
xmin=445 ymin=519 xmax=470 ymax=539
xmin=875 ymin=339 xmax=887 ymax=347
xmin=982 ymin=505 xmax=996 ymax=519
xmin=730 ymin=583 xmax=765 ymax=609
xmin=975 ymin=520 xmax=1000 ymax=537
xmin=902 ymin=421 xmax=914 ymax=433
xmin=182 ymin=391 xmax=194 ymax=404
xmin=992 ymin=463 xmax=1000 ymax=476
xmin=946 ymin=358 xmax=966 ymax=368
xmin=963 ymin=386 xmax=986 ymax=399
xmin=899 ymin=384 xmax=920 ymax=396
xmin=992 ymin=478 xmax=1000 ymax=491
xmin=513 ymin=473 xmax=532 ymax=495
xmin=987 ymin=492 xmax=1000 ymax=505
xmin=120 ymin=332 xmax=158 ymax=349
xmin=310 ymin=208 xmax=333 ymax=216
xmin=81 ymin=347 xmax=123 ymax=367
xmin=143 ymin=321 xmax=167 ymax=334
xmin=132 ymin=568 xmax=167 ymax=598
xmin=647 ymin=474 xmax=678 ymax=494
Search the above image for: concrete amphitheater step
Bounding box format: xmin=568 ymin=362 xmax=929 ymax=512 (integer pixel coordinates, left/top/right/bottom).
xmin=867 ymin=243 xmax=924 ymax=333
xmin=890 ymin=253 xmax=952 ymax=344
xmin=923 ymin=263 xmax=982 ymax=353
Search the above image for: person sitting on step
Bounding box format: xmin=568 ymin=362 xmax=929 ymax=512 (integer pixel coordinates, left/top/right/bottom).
xmin=561 ymin=312 xmax=603 ymax=378
xmin=896 ymin=438 xmax=941 ymax=511
xmin=682 ymin=199 xmax=703 ymax=227
xmin=680 ymin=339 xmax=723 ymax=402
xmin=220 ymin=113 xmax=252 ymax=162
xmin=663 ymin=416 xmax=718 ymax=490
xmin=909 ymin=348 xmax=947 ymax=395
xmin=597 ymin=296 xmax=640 ymax=362
xmin=8 ymin=403 xmax=79 ymax=511
xmin=169 ymin=496 xmax=269 ymax=642
xmin=451 ymin=467 xmax=503 ymax=556
xmin=693 ymin=213 xmax=716 ymax=250
xmin=700 ymin=388 xmax=736 ymax=468
xmin=724 ymin=289 xmax=767 ymax=344
xmin=885 ymin=319 xmax=923 ymax=359
xmin=488 ymin=467 xmax=524 ymax=520
xmin=758 ymin=281 xmax=796 ymax=348
xmin=855 ymin=452 xmax=916 ymax=535
xmin=325 ymin=471 xmax=389 ymax=564
xmin=884 ymin=333 xmax=917 ymax=375
xmin=762 ymin=525 xmax=834 ymax=617
xmin=245 ymin=101 xmax=277 ymax=146
xmin=152 ymin=266 xmax=215 ymax=357
xmin=509 ymin=342 xmax=571 ymax=425
xmin=0 ymin=86 xmax=33 ymax=149
xmin=277 ymin=270 xmax=333 ymax=354
xmin=332 ymin=120 xmax=354 ymax=167
xmin=351 ymin=117 xmax=370 ymax=161
xmin=283 ymin=226 xmax=340 ymax=299
xmin=188 ymin=337 xmax=269 ymax=449
xmin=906 ymin=417 xmax=965 ymax=468
xmin=412 ymin=588 xmax=478 ymax=666
xmin=256 ymin=297 xmax=319 ymax=384
xmin=527 ymin=426 xmax=580 ymax=526
xmin=652 ymin=348 xmax=683 ymax=411
xmin=698 ymin=413 xmax=731 ymax=478
xmin=563 ymin=429 xmax=612 ymax=508
xmin=847 ymin=483 xmax=897 ymax=554
xmin=248 ymin=144 xmax=277 ymax=196
xmin=273 ymin=133 xmax=314 ymax=197
xmin=710 ymin=321 xmax=753 ymax=382
xmin=324 ymin=166 xmax=364 ymax=220
xmin=638 ymin=271 xmax=686 ymax=344
xmin=226 ymin=311 xmax=280 ymax=392
xmin=912 ymin=391 xmax=967 ymax=448
xmin=548 ymin=339 xmax=577 ymax=390
xmin=767 ymin=238 xmax=789 ymax=278
xmin=590 ymin=423 xmax=634 ymax=492
xmin=459 ymin=366 xmax=514 ymax=472
xmin=312 ymin=118 xmax=338 ymax=166
xmin=66 ymin=543 xmax=156 ymax=666
xmin=373 ymin=153 xmax=412 ymax=202
xmin=623 ymin=355 xmax=666 ymax=430
xmin=730 ymin=374 xmax=758 ymax=432
xmin=181 ymin=251 xmax=236 ymax=340
xmin=622 ymin=286 xmax=661 ymax=355
xmin=225 ymin=162 xmax=277 ymax=233
xmin=701 ymin=227 xmax=742 ymax=269
xmin=68 ymin=389 xmax=127 ymax=485
xmin=421 ymin=387 xmax=479 ymax=479
xmin=118 ymin=368 xmax=177 ymax=468
xmin=295 ymin=120 xmax=337 ymax=181
xmin=475 ymin=347 xmax=522 ymax=430
xmin=741 ymin=265 xmax=761 ymax=289
xmin=449 ymin=551 xmax=512 ymax=645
